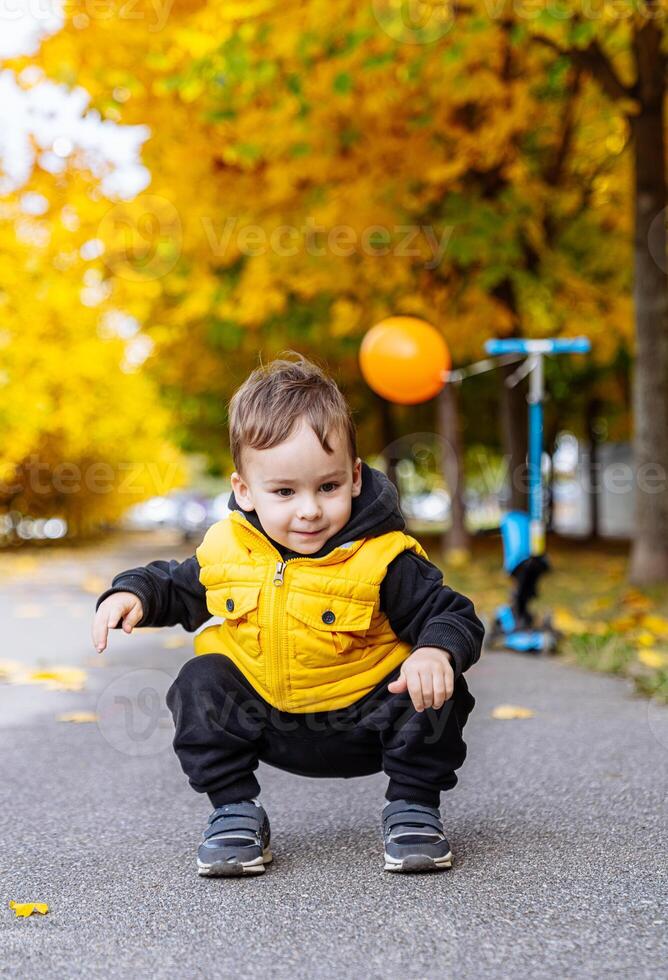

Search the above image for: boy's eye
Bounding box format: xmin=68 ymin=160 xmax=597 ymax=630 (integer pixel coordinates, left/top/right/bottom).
xmin=273 ymin=483 xmax=338 ymax=497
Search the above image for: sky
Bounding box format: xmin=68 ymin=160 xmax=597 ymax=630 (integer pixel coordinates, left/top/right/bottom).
xmin=0 ymin=5 xmax=150 ymax=199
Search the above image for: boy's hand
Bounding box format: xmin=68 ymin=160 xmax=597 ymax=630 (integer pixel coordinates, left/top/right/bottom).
xmin=92 ymin=592 xmax=144 ymax=654
xmin=387 ymin=647 xmax=455 ymax=712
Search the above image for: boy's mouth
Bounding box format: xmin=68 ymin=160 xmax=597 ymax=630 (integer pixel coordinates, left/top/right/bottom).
xmin=294 ymin=528 xmax=325 ymax=536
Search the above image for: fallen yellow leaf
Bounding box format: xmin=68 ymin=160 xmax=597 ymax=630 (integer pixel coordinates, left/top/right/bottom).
xmin=553 ymin=608 xmax=589 ymax=635
xmin=163 ymin=635 xmax=186 ymax=649
xmin=446 ymin=549 xmax=470 ymax=569
xmin=9 ymin=901 xmax=49 ymax=917
xmin=14 ymin=604 xmax=44 ymax=619
xmin=637 ymin=649 xmax=668 ymax=669
xmin=13 ymin=557 xmax=38 ymax=575
xmin=640 ymin=615 xmax=668 ymax=638
xmin=14 ymin=667 xmax=87 ymax=692
xmin=57 ymin=711 xmax=99 ymax=723
xmin=587 ymin=621 xmax=612 ymax=636
xmin=609 ymin=616 xmax=638 ymax=633
xmin=81 ymin=575 xmax=106 ymax=594
xmin=582 ymin=597 xmax=614 ymax=614
xmin=621 ymin=590 xmax=652 ymax=611
xmin=491 ymin=704 xmax=535 ymax=720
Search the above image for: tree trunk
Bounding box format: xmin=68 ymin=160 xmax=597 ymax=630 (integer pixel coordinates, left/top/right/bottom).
xmin=499 ymin=362 xmax=529 ymax=513
xmin=585 ymin=397 xmax=602 ymax=541
xmin=437 ymin=383 xmax=469 ymax=554
xmin=376 ymin=395 xmax=400 ymax=493
xmin=490 ymin=278 xmax=530 ymax=514
xmin=628 ymin=20 xmax=668 ymax=583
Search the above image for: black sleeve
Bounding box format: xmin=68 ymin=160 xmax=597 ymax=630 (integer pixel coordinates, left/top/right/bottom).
xmin=380 ymin=549 xmax=485 ymax=680
xmin=95 ymin=555 xmax=210 ymax=632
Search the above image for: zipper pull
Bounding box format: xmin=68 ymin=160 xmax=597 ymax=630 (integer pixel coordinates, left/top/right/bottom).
xmin=273 ymin=561 xmax=286 ymax=586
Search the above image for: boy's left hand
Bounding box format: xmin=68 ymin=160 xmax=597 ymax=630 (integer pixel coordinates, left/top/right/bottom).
xmin=387 ymin=647 xmax=455 ymax=712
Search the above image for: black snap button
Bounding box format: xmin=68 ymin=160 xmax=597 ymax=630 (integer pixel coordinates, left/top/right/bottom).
xmin=225 ymin=598 xmax=235 ymax=612
xmin=322 ymin=609 xmax=335 ymax=625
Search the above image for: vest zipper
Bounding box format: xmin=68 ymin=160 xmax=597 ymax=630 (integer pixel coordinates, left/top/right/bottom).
xmin=230 ymin=514 xmax=367 ymax=711
xmin=270 ymin=556 xmax=304 ymax=708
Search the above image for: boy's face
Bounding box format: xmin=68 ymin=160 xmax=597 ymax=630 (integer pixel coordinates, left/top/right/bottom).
xmin=230 ymin=420 xmax=362 ymax=554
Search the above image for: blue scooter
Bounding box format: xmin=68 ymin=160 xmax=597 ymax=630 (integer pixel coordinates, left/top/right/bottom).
xmin=484 ymin=337 xmax=591 ymax=654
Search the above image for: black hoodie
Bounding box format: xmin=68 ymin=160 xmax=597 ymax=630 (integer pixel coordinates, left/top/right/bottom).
xmin=96 ymin=463 xmax=484 ymax=680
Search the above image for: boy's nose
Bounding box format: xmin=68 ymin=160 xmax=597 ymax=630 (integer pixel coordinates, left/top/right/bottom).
xmin=296 ymin=498 xmax=321 ymax=519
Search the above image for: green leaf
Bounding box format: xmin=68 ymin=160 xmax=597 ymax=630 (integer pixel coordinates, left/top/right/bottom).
xmin=291 ymin=142 xmax=311 ymax=158
xmin=363 ymin=51 xmax=395 ymax=70
xmin=570 ymin=21 xmax=596 ymax=47
xmin=333 ymin=72 xmax=353 ymax=94
xmin=235 ymin=143 xmax=262 ymax=164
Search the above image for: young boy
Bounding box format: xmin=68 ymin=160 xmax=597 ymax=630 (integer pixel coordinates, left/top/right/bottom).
xmin=93 ymin=354 xmax=483 ymax=877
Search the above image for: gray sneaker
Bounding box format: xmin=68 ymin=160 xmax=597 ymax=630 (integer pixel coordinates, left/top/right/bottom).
xmin=197 ymin=801 xmax=272 ymax=877
xmin=382 ymin=800 xmax=453 ymax=872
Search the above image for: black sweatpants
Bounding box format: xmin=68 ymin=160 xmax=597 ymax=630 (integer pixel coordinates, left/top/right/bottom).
xmin=166 ymin=653 xmax=476 ymax=809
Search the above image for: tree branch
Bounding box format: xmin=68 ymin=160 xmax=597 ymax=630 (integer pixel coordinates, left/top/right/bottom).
xmin=533 ymin=35 xmax=635 ymax=103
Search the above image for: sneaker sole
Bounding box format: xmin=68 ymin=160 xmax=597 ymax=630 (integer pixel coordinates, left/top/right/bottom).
xmin=384 ymin=850 xmax=453 ymax=873
xmin=197 ymin=848 xmax=273 ymax=878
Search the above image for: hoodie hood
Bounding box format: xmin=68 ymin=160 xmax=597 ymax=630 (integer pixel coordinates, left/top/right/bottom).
xmin=226 ymin=461 xmax=406 ymax=560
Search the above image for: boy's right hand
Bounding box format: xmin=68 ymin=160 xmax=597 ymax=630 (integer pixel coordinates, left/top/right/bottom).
xmin=92 ymin=592 xmax=144 ymax=654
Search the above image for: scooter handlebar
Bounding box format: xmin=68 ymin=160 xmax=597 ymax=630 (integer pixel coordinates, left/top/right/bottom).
xmin=485 ymin=337 xmax=591 ymax=356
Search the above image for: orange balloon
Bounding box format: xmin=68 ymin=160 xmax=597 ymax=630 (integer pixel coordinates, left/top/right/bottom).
xmin=359 ymin=317 xmax=451 ymax=404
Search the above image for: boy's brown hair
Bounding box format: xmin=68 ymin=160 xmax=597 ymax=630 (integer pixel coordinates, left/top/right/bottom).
xmin=228 ymin=351 xmax=357 ymax=473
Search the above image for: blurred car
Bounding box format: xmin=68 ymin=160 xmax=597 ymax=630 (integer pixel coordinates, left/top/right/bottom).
xmin=206 ymin=491 xmax=233 ymax=525
xmin=123 ymin=490 xmax=219 ymax=540
xmin=401 ymin=489 xmax=451 ymax=524
xmin=122 ymin=495 xmax=180 ymax=531
xmin=172 ymin=492 xmax=211 ymax=541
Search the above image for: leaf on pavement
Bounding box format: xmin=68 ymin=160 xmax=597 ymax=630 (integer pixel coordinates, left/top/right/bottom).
xmin=491 ymin=704 xmax=535 ymax=719
xmin=163 ymin=635 xmax=186 ymax=649
xmin=9 ymin=901 xmax=49 ymax=917
xmin=14 ymin=604 xmax=44 ymax=618
xmin=80 ymin=575 xmax=107 ymax=594
xmin=13 ymin=666 xmax=87 ymax=691
xmin=57 ymin=711 xmax=99 ymax=723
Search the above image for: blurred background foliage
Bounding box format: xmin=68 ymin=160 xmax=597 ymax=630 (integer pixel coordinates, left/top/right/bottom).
xmin=0 ymin=0 xmax=661 ymax=536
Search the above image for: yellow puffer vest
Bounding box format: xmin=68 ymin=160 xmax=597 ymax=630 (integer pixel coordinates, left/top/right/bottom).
xmin=194 ymin=510 xmax=429 ymax=712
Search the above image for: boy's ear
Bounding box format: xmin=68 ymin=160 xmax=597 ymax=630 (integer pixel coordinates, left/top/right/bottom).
xmin=351 ymin=457 xmax=363 ymax=497
xmin=230 ymin=471 xmax=255 ymax=511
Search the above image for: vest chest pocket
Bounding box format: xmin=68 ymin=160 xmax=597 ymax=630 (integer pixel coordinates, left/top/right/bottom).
xmin=208 ymin=582 xmax=262 ymax=658
xmin=286 ymin=588 xmax=376 ymax=666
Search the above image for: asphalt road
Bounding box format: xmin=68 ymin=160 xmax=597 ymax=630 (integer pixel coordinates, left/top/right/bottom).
xmin=1 ymin=532 xmax=666 ymax=979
